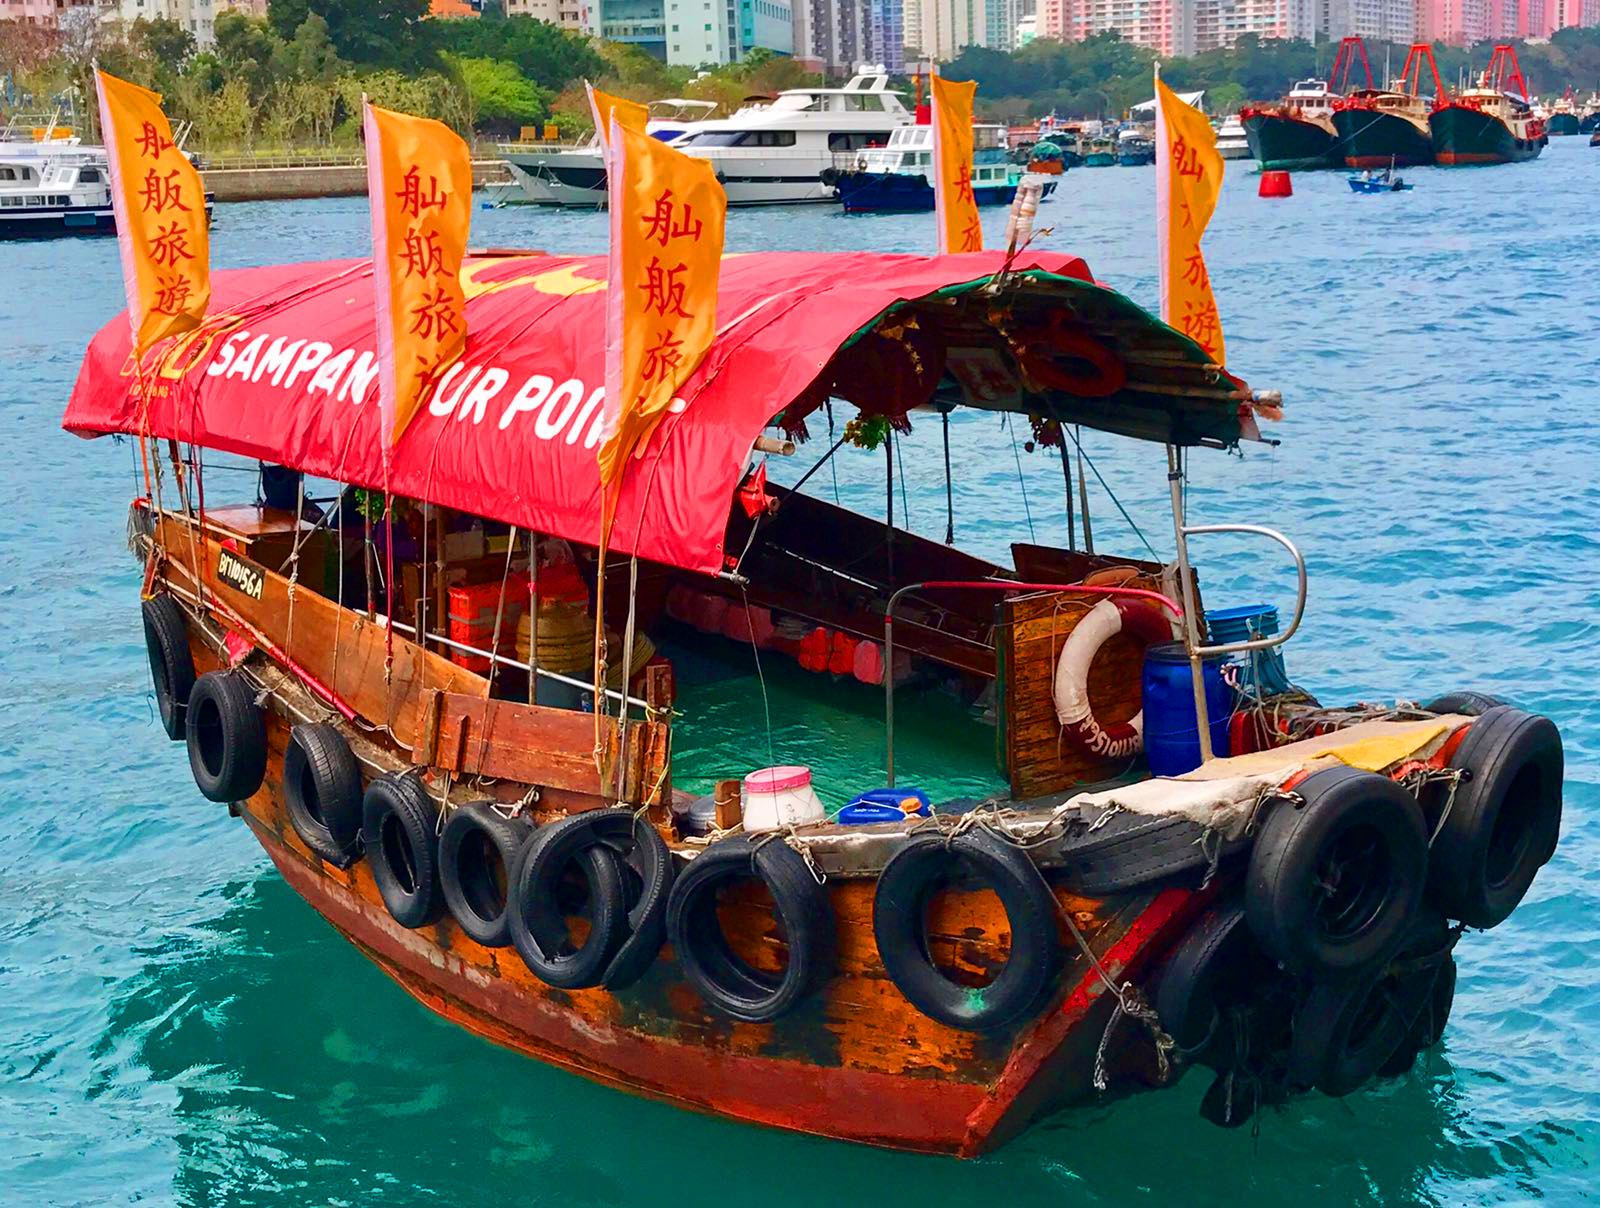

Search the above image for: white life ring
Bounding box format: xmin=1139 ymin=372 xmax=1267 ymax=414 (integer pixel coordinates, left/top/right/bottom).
xmin=1053 ymin=597 xmax=1174 ymax=759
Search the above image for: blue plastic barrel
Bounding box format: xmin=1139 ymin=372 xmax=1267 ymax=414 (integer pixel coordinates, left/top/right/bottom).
xmin=838 ymin=787 xmax=932 ymax=824
xmin=1141 ymin=642 xmax=1232 ymax=776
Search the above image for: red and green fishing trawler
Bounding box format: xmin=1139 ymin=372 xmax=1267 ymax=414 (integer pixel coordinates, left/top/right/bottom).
xmin=1332 ymin=43 xmax=1443 ymax=168
xmin=1432 ymin=45 xmax=1547 ymax=166
xmin=1240 ymin=36 xmax=1370 ymax=171
xmin=65 ymin=248 xmax=1566 ymax=1152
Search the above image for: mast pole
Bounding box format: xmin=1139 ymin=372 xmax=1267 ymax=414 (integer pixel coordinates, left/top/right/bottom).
xmin=1166 ymin=444 xmax=1213 ymax=764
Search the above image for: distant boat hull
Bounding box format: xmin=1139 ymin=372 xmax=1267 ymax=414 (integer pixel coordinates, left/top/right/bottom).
xmin=1242 ymin=113 xmax=1340 ymax=171
xmin=1332 ymin=108 xmax=1434 ymax=168
xmin=1547 ymin=113 xmax=1580 ymax=136
xmin=836 ymin=171 xmax=1057 ymax=213
xmin=1116 ymin=149 xmax=1155 ymax=167
xmin=0 ymin=195 xmax=214 ymax=241
xmin=1431 ymin=105 xmax=1546 ymax=165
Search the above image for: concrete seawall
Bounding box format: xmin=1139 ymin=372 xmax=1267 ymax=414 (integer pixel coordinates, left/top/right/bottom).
xmin=206 ymin=158 xmax=511 ymax=203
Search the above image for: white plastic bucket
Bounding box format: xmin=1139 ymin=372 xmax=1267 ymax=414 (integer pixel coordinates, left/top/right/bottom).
xmin=741 ymin=766 xmax=825 ymax=832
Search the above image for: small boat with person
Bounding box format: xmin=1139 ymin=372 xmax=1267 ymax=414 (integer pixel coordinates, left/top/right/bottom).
xmin=1348 ymin=161 xmax=1413 ymax=192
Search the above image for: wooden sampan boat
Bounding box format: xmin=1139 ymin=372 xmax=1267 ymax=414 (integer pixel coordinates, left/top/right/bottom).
xmin=64 ymin=250 xmax=1565 ymax=1154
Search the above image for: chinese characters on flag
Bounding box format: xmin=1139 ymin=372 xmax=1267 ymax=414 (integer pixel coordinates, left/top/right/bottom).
xmin=1154 ymin=73 xmax=1226 ymax=364
xmin=599 ymin=119 xmax=726 ymax=498
xmin=95 ymin=70 xmax=210 ymax=354
xmin=363 ymin=101 xmax=473 ymax=450
xmin=585 ymin=83 xmax=648 ymax=162
xmin=931 ymin=74 xmax=982 ymax=255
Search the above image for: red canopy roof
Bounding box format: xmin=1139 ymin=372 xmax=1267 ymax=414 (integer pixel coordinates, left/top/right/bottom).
xmin=65 ymin=249 xmax=1246 ymax=575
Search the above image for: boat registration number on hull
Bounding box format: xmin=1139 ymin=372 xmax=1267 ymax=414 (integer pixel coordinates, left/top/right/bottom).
xmin=217 ymin=549 xmax=265 ymax=600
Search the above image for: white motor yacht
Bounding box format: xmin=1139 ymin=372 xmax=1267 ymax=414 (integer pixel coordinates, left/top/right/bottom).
xmin=671 ymin=72 xmax=912 ymax=205
xmin=501 ymin=98 xmax=720 ymax=207
xmin=1215 ymin=114 xmax=1250 ymax=160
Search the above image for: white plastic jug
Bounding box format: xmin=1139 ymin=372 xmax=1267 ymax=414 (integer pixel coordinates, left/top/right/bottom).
xmin=741 ymin=766 xmax=825 ymax=832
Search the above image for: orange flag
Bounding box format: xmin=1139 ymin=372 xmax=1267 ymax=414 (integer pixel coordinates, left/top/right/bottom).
xmin=586 ymin=83 xmax=648 ymax=161
xmin=363 ymin=101 xmax=473 ymax=450
xmin=932 ymin=74 xmax=981 ymax=254
xmin=1155 ymin=71 xmax=1226 ymax=364
xmin=96 ymin=69 xmax=210 ymax=355
xmin=599 ymin=119 xmax=726 ymax=498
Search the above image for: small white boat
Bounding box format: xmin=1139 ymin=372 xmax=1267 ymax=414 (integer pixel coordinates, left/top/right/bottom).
xmin=0 ymin=143 xmax=214 ymax=240
xmin=1215 ymin=115 xmax=1250 ymax=160
xmin=0 ymin=148 xmax=118 ymax=238
xmin=501 ymin=98 xmax=719 ymax=208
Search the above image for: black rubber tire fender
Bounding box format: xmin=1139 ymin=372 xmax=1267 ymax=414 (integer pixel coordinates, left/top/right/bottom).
xmin=1056 ymin=809 xmax=1245 ymax=895
xmin=282 ymin=723 xmax=364 ymax=867
xmin=1424 ymin=691 xmax=1506 ymax=717
xmin=1153 ymin=899 xmax=1274 ymax=1062
xmin=1289 ymin=953 xmax=1436 ymax=1096
xmin=667 ymin=834 xmax=835 ymax=1023
xmin=438 ymin=802 xmax=532 ymax=948
xmin=1378 ymin=955 xmax=1457 ymax=1079
xmin=509 ymin=812 xmax=630 ymax=989
xmin=362 ymin=772 xmax=443 ymax=929
xmin=873 ymin=828 xmax=1060 ymax=1032
xmin=1429 ymin=705 xmax=1563 ymax=929
xmin=1246 ymin=765 xmax=1427 ymax=979
xmin=185 ymin=671 xmax=268 ymax=803
xmin=142 ymin=594 xmax=195 ymax=740
xmin=599 ymin=811 xmax=676 ymax=992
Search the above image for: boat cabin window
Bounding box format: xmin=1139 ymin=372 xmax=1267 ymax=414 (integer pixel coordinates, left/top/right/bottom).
xmin=680 ymin=130 xmax=795 ymax=148
xmin=828 ymin=132 xmax=889 ymax=152
xmin=0 ymin=167 xmax=14 ymax=181
xmin=78 ymin=167 xmax=101 ymax=183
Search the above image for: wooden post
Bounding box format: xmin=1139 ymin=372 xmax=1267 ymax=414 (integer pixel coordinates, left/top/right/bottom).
xmin=713 ymin=778 xmax=742 ymax=831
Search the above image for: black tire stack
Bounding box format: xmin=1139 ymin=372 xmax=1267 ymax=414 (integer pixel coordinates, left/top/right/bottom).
xmin=1153 ymin=694 xmax=1563 ymax=1125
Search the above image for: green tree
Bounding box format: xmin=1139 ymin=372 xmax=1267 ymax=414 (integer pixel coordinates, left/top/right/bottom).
xmin=133 ymin=16 xmax=197 ymax=73
xmin=277 ymin=14 xmax=344 ymax=82
xmin=448 ymin=54 xmax=551 ymax=133
xmin=268 ymin=0 xmax=433 ymax=71
xmin=433 ymin=15 xmax=602 ymax=93
xmin=214 ymin=11 xmax=285 ymax=101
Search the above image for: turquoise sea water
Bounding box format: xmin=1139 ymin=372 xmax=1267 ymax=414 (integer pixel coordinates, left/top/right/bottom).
xmin=3 ymin=143 xmax=1597 ymax=1206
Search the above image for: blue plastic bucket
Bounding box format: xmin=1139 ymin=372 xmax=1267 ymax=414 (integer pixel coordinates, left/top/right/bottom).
xmin=1141 ymin=642 xmax=1232 ymax=776
xmin=1204 ymin=604 xmax=1292 ymax=698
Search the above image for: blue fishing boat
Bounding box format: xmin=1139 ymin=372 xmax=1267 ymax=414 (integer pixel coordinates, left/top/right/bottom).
xmin=1347 ymin=163 xmax=1413 ymax=192
xmin=832 ymin=123 xmax=1057 ymax=213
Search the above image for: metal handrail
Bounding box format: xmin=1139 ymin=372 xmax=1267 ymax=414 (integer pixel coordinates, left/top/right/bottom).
xmin=1179 ymin=523 xmax=1308 ymax=657
xmin=882 ymin=578 xmax=1185 ymax=786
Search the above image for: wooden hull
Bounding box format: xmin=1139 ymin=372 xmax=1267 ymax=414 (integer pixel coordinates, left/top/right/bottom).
xmin=189 ymin=627 xmax=1201 ymax=1157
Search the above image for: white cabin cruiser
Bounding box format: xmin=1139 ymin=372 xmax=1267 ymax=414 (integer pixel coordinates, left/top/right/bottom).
xmin=0 ymin=149 xmax=117 ymax=238
xmin=1215 ymin=115 xmax=1250 ymax=159
xmin=672 ymin=73 xmax=912 ymax=205
xmin=0 ymin=146 xmax=214 ymax=240
xmin=501 ymin=98 xmax=719 ymax=207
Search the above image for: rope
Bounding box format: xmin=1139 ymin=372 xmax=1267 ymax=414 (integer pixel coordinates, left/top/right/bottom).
xmin=941 ymin=410 xmax=954 ymax=546
xmin=1062 ymin=426 xmax=1157 ymax=560
xmin=1004 ymin=414 xmax=1035 ymax=542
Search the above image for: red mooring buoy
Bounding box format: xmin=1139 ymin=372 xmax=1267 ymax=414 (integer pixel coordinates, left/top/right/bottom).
xmin=1259 ymin=170 xmax=1293 ymax=198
